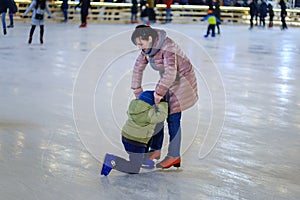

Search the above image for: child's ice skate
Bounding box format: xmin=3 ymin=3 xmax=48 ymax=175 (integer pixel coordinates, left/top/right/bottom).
xmin=141 ymin=158 xmax=155 ymax=169
xmin=100 ymin=154 xmax=116 ymax=176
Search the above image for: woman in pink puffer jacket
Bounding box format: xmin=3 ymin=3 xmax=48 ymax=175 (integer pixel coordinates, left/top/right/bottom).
xmin=131 ymin=25 xmax=198 ymax=169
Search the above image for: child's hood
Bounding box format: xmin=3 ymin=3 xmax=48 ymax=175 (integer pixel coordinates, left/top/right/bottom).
xmin=127 ymin=99 xmax=152 ymax=125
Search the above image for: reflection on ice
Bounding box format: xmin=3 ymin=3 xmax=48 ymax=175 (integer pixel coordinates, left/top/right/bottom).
xmin=0 ymin=23 xmax=300 ymax=199
xmin=278 ymin=66 xmax=292 ymax=81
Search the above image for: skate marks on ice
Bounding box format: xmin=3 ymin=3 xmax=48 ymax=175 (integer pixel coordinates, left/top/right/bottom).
xmin=0 ymin=121 xmax=38 ymax=129
xmin=167 ymin=29 xmax=226 ymax=160
xmin=27 ymin=43 xmax=47 ymax=51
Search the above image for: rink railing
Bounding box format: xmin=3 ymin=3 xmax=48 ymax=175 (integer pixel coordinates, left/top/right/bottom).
xmin=13 ymin=1 xmax=300 ymax=26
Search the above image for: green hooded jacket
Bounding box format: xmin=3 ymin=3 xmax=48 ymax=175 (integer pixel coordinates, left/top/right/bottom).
xmin=122 ymin=100 xmax=168 ymax=144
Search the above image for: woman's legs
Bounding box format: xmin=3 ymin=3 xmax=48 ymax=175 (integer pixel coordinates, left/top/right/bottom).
xmin=1 ymin=12 xmax=7 ymax=35
xmin=80 ymin=8 xmax=88 ymax=27
xmin=148 ymin=122 xmax=164 ymax=151
xmin=8 ymin=11 xmax=13 ymax=27
xmin=281 ymin=16 xmax=287 ymax=29
xmin=146 ymin=121 xmax=164 ymax=160
xmin=166 ymin=112 xmax=182 ymax=158
xmin=250 ymin=14 xmax=254 ymax=29
xmin=155 ymin=112 xmax=182 ymax=169
xmin=40 ymin=25 xmax=44 ymax=44
xmin=62 ymin=9 xmax=68 ymax=22
xmin=28 ymin=25 xmax=36 ymax=44
xmin=149 ymin=112 xmax=182 ymax=158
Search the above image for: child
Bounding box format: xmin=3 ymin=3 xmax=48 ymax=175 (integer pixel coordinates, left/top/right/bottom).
xmin=22 ymin=0 xmax=52 ymax=44
xmin=267 ymin=3 xmax=274 ymax=28
xmin=101 ymin=91 xmax=168 ymax=176
xmin=201 ymin=9 xmax=220 ymax=38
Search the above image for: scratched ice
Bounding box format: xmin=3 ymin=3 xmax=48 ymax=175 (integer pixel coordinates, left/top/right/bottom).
xmin=0 ymin=22 xmax=299 ymax=200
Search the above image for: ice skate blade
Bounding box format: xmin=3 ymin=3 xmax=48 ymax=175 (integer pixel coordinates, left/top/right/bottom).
xmin=156 ymin=168 xmax=183 ymax=172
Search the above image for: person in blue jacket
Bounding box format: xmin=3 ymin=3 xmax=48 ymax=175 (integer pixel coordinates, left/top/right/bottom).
xmin=0 ymin=0 xmax=17 ymax=35
xmin=258 ymin=0 xmax=268 ymax=27
xmin=201 ymin=9 xmax=220 ymax=38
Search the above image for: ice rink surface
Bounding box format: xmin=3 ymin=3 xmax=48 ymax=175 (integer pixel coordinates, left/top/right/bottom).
xmin=0 ymin=22 xmax=299 ymax=199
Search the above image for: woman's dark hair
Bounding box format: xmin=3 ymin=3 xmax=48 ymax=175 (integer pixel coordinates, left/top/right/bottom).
xmin=36 ymin=0 xmax=46 ymax=10
xmin=131 ymin=25 xmax=158 ymax=45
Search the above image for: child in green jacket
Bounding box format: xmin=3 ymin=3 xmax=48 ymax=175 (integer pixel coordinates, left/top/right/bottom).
xmin=201 ymin=9 xmax=221 ymax=38
xmin=101 ymin=91 xmax=168 ymax=176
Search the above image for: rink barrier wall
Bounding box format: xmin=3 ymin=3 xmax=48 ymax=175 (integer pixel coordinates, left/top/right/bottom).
xmin=12 ymin=1 xmax=300 ymax=26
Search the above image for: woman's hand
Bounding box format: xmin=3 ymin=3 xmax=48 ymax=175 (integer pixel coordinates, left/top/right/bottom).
xmin=133 ymin=88 xmax=143 ymax=99
xmin=154 ymin=92 xmax=163 ymax=105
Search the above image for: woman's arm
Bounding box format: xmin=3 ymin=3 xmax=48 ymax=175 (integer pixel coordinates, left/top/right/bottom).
xmin=23 ymin=1 xmax=36 ymax=16
xmin=131 ymin=53 xmax=148 ymax=97
xmin=45 ymin=2 xmax=52 ymax=17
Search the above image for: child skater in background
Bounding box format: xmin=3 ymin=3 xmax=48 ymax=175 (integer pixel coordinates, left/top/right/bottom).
xmin=267 ymin=3 xmax=274 ymax=28
xmin=201 ymin=9 xmax=220 ymax=38
xmin=22 ymin=0 xmax=52 ymax=44
xmin=101 ymin=91 xmax=168 ymax=176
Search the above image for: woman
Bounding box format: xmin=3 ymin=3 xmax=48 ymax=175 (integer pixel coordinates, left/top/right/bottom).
xmin=279 ymin=0 xmax=288 ymax=30
xmin=130 ymin=25 xmax=198 ymax=169
xmin=23 ymin=0 xmax=52 ymax=44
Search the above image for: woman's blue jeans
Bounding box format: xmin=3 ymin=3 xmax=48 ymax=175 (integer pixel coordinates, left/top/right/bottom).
xmin=62 ymin=9 xmax=68 ymax=21
xmin=149 ymin=112 xmax=182 ymax=158
xmin=1 ymin=12 xmax=6 ymax=29
xmin=1 ymin=11 xmax=13 ymax=29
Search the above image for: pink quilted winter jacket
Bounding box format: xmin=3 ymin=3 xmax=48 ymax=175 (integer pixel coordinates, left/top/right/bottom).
xmin=131 ymin=29 xmax=198 ymax=114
